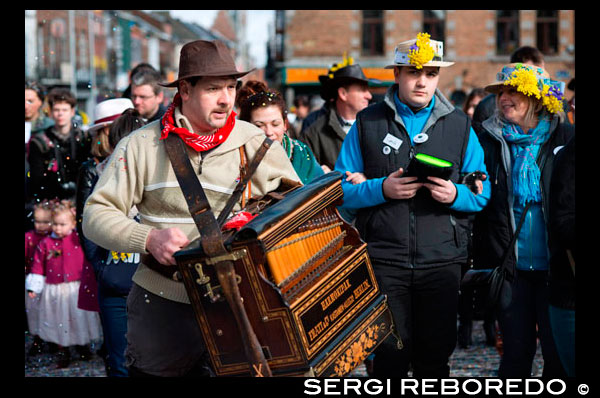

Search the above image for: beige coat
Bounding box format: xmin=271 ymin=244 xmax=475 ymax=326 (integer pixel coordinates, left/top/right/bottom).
xmin=82 ymin=108 xmax=300 ymax=303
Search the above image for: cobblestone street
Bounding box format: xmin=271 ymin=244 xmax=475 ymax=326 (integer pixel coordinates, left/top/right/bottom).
xmin=25 ymin=320 xmax=542 ymax=377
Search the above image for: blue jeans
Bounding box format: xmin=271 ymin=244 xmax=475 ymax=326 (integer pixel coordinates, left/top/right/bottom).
xmin=98 ymin=292 xmax=129 ymax=377
xmin=548 ymin=305 xmax=575 ymax=377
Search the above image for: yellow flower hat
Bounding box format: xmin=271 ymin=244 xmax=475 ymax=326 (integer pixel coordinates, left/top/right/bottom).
xmin=385 ymin=32 xmax=454 ymax=69
xmin=485 ymin=63 xmax=566 ymax=114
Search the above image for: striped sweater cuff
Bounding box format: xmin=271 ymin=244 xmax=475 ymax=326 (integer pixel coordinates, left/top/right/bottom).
xmin=129 ymin=223 xmax=154 ymax=254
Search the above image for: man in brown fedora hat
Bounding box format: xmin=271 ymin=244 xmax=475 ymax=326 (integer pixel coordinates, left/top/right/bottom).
xmin=334 ymin=33 xmax=491 ymax=378
xmin=299 ymin=55 xmax=377 ymax=174
xmin=83 ymin=39 xmax=300 ymax=377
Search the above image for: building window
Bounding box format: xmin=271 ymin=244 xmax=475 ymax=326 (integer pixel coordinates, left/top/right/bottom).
xmin=42 ymin=18 xmax=68 ymax=80
xmin=537 ymin=10 xmax=559 ymax=55
xmin=362 ymin=10 xmax=384 ymax=56
xmin=423 ymin=10 xmax=446 ymax=42
xmin=496 ymin=10 xmax=520 ymax=55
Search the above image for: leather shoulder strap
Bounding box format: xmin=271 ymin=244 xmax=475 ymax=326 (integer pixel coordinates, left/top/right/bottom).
xmin=502 ymin=201 xmax=533 ymax=278
xmin=217 ymin=137 xmax=273 ymax=227
xmin=163 ymin=134 xmax=226 ymax=257
xmin=163 ymin=133 xmax=273 ymax=376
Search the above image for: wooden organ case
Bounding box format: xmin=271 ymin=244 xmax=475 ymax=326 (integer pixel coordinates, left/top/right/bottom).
xmin=174 ymin=172 xmax=395 ymax=376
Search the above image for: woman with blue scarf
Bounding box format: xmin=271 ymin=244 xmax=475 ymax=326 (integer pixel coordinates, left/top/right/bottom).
xmin=471 ymin=63 xmax=574 ymax=378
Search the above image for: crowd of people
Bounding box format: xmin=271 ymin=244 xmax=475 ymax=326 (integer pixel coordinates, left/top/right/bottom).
xmin=25 ymin=34 xmax=575 ymax=378
xmin=25 ymin=63 xmax=165 ymax=374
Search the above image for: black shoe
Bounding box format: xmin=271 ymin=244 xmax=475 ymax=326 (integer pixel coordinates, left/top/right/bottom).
xmin=96 ymin=342 xmax=107 ymax=361
xmin=457 ymin=322 xmax=472 ymax=348
xmin=47 ymin=342 xmax=59 ymax=354
xmin=75 ymin=344 xmax=93 ymax=361
xmin=483 ymin=320 xmax=497 ymax=346
xmin=56 ymin=347 xmax=71 ymax=369
xmin=27 ymin=336 xmax=44 ymax=357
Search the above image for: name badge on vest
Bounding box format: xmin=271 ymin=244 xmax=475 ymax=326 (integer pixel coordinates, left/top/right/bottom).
xmin=383 ymin=133 xmax=402 ymax=155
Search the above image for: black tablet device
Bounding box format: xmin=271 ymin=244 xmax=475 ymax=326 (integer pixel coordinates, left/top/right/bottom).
xmin=404 ymin=153 xmax=454 ymax=182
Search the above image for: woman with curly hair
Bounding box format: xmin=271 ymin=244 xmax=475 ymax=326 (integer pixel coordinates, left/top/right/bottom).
xmin=237 ymin=80 xmax=324 ymax=184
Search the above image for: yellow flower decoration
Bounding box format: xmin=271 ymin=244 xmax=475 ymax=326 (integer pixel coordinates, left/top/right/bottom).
xmin=503 ymin=66 xmax=542 ymax=99
xmin=408 ymin=33 xmax=435 ymax=69
xmin=328 ymin=52 xmax=354 ymax=78
xmin=111 ymin=251 xmax=129 ymax=261
xmin=542 ymin=84 xmax=563 ymax=114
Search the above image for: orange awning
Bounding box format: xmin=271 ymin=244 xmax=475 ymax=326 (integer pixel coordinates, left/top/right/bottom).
xmin=284 ymin=67 xmax=394 ymax=85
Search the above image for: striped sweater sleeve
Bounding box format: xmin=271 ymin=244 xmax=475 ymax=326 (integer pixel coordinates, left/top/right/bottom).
xmin=82 ymin=132 xmax=153 ymax=254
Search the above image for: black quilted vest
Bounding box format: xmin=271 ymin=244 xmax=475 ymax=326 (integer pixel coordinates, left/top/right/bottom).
xmin=354 ymin=92 xmax=472 ymax=268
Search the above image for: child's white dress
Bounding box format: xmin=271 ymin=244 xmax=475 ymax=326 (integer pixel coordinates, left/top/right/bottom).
xmin=26 ymin=231 xmax=103 ymax=347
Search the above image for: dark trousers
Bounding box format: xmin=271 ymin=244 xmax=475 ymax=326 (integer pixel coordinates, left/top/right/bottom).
xmin=98 ymin=292 xmax=129 ymax=377
xmin=371 ymin=262 xmax=462 ymax=378
xmin=125 ymin=283 xmax=212 ymax=377
xmin=497 ymin=270 xmax=566 ymax=378
xmin=548 ymin=305 xmax=575 ymax=377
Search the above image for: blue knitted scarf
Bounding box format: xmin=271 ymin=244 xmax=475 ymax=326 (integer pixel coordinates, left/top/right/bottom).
xmin=502 ymin=117 xmax=551 ymax=206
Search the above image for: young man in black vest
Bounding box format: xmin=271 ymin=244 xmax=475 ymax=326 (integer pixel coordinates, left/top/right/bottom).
xmin=334 ymin=33 xmax=491 ymax=377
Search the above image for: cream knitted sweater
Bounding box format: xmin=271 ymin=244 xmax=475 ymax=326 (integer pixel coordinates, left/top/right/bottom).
xmin=82 ymin=108 xmax=300 ymax=303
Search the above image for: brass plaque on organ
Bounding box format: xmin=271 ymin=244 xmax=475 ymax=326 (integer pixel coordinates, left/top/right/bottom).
xmin=293 ymin=246 xmax=378 ymax=357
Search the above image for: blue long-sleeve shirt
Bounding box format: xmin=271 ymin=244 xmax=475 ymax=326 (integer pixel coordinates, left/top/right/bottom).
xmin=335 ymin=93 xmax=491 ymax=213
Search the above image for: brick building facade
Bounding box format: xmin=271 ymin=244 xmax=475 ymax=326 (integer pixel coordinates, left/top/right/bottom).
xmin=270 ymin=10 xmax=575 ymax=106
xmin=25 ymin=10 xmax=259 ymax=117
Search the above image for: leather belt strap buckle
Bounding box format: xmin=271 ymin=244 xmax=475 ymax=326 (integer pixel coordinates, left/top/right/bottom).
xmin=141 ymin=253 xmax=182 ymax=282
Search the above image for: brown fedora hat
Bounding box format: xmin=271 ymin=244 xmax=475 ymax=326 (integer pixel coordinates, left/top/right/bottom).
xmin=159 ymin=40 xmax=254 ymax=87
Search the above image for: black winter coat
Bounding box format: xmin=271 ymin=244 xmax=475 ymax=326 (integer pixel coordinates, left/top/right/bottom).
xmin=28 ymin=126 xmax=92 ymax=202
xmin=471 ymin=94 xmax=496 ymax=136
xmin=548 ymin=135 xmax=575 ymax=309
xmin=472 ymin=116 xmax=575 ymax=274
xmin=299 ymin=104 xmax=347 ymax=171
xmin=76 ymin=158 xmax=102 ymax=241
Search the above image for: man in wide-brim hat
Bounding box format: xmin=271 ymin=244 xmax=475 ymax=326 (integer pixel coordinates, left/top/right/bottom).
xmin=83 ymin=39 xmax=301 ymax=377
xmin=300 ymin=55 xmax=378 ymax=174
xmin=334 ymin=33 xmax=491 ymax=378
xmin=317 ymin=62 xmax=380 ymax=103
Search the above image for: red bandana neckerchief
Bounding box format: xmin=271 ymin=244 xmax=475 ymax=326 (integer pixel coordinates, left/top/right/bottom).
xmin=160 ymin=93 xmax=236 ymax=152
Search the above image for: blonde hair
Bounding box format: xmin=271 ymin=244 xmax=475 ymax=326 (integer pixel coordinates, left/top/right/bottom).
xmin=33 ymin=199 xmax=57 ymax=213
xmin=494 ymin=92 xmax=544 ymax=130
xmin=494 ymin=86 xmax=565 ymax=129
xmin=51 ymin=199 xmax=76 ymax=221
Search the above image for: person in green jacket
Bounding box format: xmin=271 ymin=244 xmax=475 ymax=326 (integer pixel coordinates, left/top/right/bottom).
xmin=237 ymin=80 xmax=324 ymax=184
